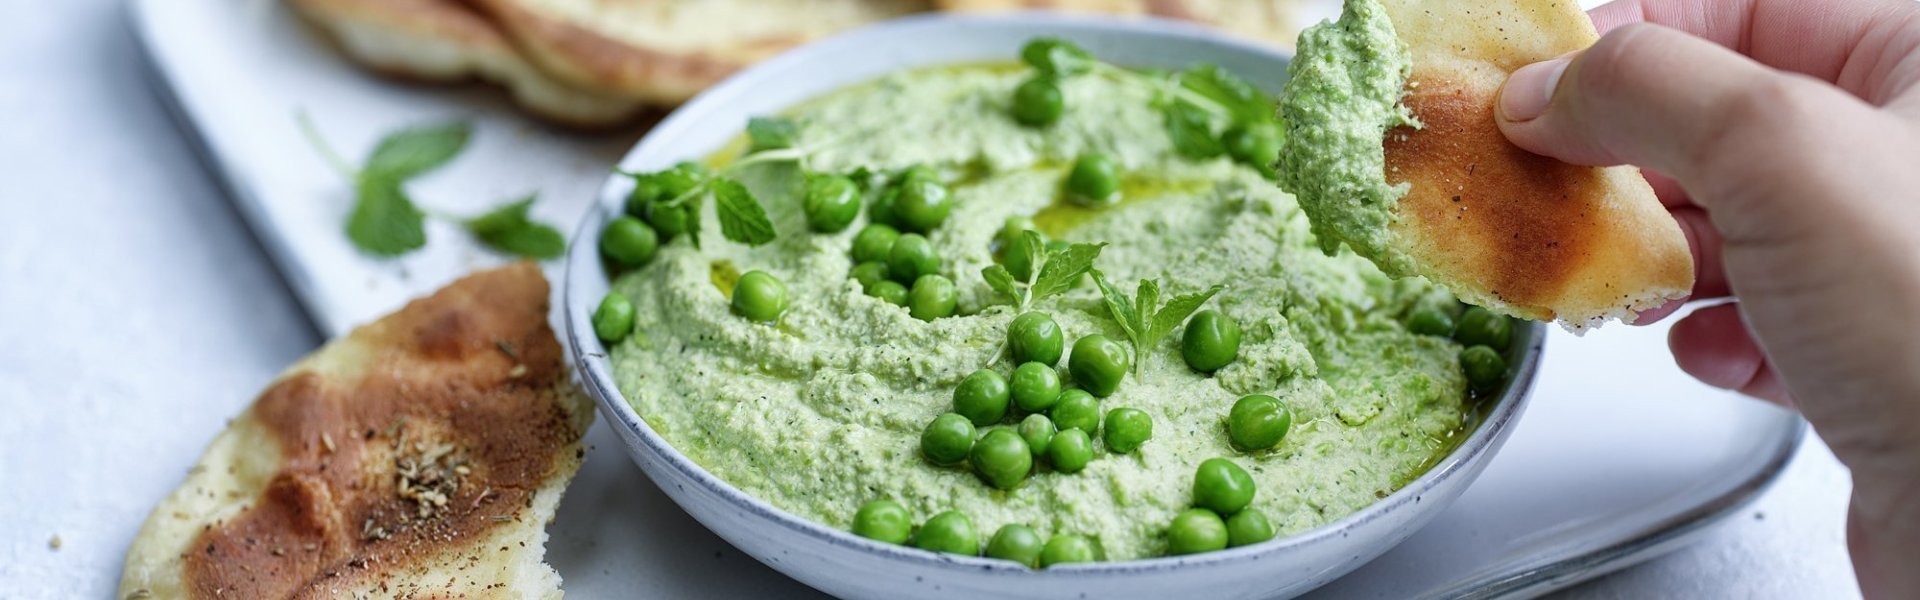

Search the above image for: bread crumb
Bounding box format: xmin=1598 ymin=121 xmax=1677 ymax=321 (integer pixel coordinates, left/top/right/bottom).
xmin=47 ymin=535 xmax=61 ymax=551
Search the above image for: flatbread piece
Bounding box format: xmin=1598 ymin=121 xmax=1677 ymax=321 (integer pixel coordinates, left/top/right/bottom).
xmin=120 ymin=263 xmax=592 ymax=599
xmin=933 ymin=0 xmax=1298 ymax=46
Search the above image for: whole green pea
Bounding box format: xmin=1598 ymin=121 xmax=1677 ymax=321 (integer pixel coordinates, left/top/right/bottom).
xmin=888 ymin=233 xmax=941 ymax=284
xmin=920 ymin=413 xmax=976 ymax=466
xmin=970 ymin=428 xmax=1033 ymax=490
xmin=1068 ymin=334 xmax=1130 ymax=397
xmin=1017 ymin=413 xmax=1055 ymax=458
xmin=1038 ymin=534 xmax=1096 ymax=567
xmin=868 ymin=186 xmax=899 ymax=228
xmin=592 ymin=291 xmax=636 ymax=344
xmin=1408 ymin=308 xmax=1456 ymax=337
xmin=643 ymin=201 xmax=691 ymax=238
xmin=892 ymin=176 xmax=953 ymax=233
xmin=1192 ymin=458 xmax=1255 ymax=515
xmin=871 ymin=280 xmax=909 ymax=306
xmin=1181 ymin=309 xmax=1241 ymax=373
xmin=986 ymin=524 xmax=1044 ymax=568
xmin=600 ymin=216 xmax=659 ymax=268
xmin=1460 ymin=345 xmax=1508 ymax=393
xmin=803 ymin=174 xmax=861 ymax=233
xmin=730 ymin=270 xmax=788 ymax=323
xmin=1011 ymin=76 xmax=1065 ymax=126
xmin=914 ymin=510 xmax=979 ymax=556
xmin=1049 ymin=390 xmax=1101 ymax=435
xmin=953 ymin=369 xmax=1011 ymax=426
xmin=1045 ymin=428 xmax=1093 ymax=473
xmin=1008 ymin=312 xmax=1065 ymax=367
xmin=1166 ymin=508 xmax=1229 ymax=555
xmin=1065 ymin=152 xmax=1120 ymax=206
xmin=1103 ymin=408 xmax=1152 ymax=454
xmin=1226 ymin=509 xmax=1275 ymax=547
xmin=1454 ymin=306 xmax=1513 ymax=349
xmin=851 ymin=261 xmax=891 ymax=291
xmin=1010 ymin=362 xmax=1064 ymax=413
xmin=851 ymin=499 xmax=912 ymax=544
xmin=1226 ymin=394 xmax=1291 ymax=452
xmin=908 ymin=274 xmax=958 ymax=321
xmin=851 ymin=224 xmax=901 ymax=264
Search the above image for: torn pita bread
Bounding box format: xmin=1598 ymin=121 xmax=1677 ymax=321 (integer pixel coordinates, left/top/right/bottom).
xmin=1286 ymin=0 xmax=1694 ymax=328
xmin=120 ymin=263 xmax=592 ymax=599
xmin=289 ymin=0 xmax=648 ymax=127
xmin=463 ymin=0 xmax=934 ymax=105
xmin=933 ymin=0 xmax=1298 ymax=46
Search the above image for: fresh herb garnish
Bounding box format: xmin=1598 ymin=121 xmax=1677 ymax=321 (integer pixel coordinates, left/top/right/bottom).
xmin=746 ymin=116 xmax=801 ymax=153
xmin=710 ymin=179 xmax=778 ymax=245
xmin=1013 ymin=39 xmax=1286 ymax=176
xmin=299 ymin=113 xmax=567 ymax=259
xmin=1090 ymin=270 xmax=1223 ymax=374
xmin=982 ymin=231 xmax=1104 ymax=311
xmin=465 ymin=195 xmax=567 ymax=260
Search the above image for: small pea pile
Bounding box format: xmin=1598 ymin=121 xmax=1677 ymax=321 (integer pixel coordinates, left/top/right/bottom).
xmin=843 ymin=165 xmax=962 ymax=321
xmin=1407 ymin=305 xmax=1514 ymax=394
xmin=851 ymin=500 xmax=1100 ymax=567
xmin=593 ymin=162 xmax=711 ymax=344
xmin=1169 ymin=458 xmax=1274 ymax=554
xmin=919 ymin=311 xmax=1159 ymax=491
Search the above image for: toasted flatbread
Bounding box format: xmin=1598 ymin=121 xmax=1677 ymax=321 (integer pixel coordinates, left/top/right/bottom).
xmin=289 ymin=0 xmax=647 ymax=127
xmin=463 ymin=0 xmax=934 ymax=105
xmin=933 ymin=0 xmax=1297 ymax=46
xmin=120 ymin=263 xmax=592 ymax=599
xmin=1285 ymin=0 xmax=1693 ymax=328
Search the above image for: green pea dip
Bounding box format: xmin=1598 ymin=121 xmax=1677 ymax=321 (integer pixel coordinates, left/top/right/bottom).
xmin=608 ymin=63 xmax=1473 ymax=560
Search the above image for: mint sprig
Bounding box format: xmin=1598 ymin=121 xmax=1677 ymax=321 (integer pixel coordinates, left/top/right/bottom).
xmin=465 ymin=195 xmax=566 ymax=260
xmin=982 ymin=231 xmax=1104 ymax=311
xmin=1090 ymin=270 xmax=1223 ymax=374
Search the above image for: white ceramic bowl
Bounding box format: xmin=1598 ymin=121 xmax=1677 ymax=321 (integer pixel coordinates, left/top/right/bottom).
xmin=565 ymin=13 xmax=1545 ymax=600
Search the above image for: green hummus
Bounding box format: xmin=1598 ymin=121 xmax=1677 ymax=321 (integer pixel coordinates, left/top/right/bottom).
xmin=1276 ymin=0 xmax=1420 ymax=274
xmin=609 ymin=65 xmax=1470 ymax=560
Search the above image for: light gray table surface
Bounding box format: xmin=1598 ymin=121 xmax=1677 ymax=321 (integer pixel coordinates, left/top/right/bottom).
xmin=0 ymin=1 xmax=1862 ymax=598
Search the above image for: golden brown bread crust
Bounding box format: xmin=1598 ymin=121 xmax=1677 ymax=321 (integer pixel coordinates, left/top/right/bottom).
xmin=463 ymin=0 xmax=931 ymax=105
xmin=1379 ymin=0 xmax=1694 ymax=326
xmin=934 ymin=0 xmax=1297 ymax=47
xmin=288 ymin=0 xmax=649 ymax=127
xmin=121 ymin=263 xmax=591 ymax=599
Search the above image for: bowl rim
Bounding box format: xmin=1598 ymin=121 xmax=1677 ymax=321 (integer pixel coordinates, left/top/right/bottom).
xmin=564 ymin=11 xmax=1547 ymax=577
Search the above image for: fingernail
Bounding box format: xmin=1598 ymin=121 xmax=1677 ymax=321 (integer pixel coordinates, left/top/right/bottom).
xmin=1499 ymin=58 xmax=1570 ymax=122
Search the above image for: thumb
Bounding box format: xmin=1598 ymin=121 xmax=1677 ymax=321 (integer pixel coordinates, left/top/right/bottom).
xmin=1495 ymin=22 xmax=1858 ymax=194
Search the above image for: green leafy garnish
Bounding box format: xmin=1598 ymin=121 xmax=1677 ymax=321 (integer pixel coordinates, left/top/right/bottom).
xmin=346 ymin=174 xmax=427 ymax=256
xmin=746 ymin=117 xmax=800 ymax=152
xmin=983 ymin=231 xmax=1104 ymax=311
xmin=465 ymin=195 xmax=566 ymax=259
xmin=1163 ymin=99 xmax=1226 ymax=159
xmin=1021 ymin=38 xmax=1095 ymax=77
xmin=363 ymin=121 xmax=472 ymax=179
xmin=1090 ymin=270 xmax=1223 ymax=374
xmin=710 ymin=179 xmax=777 ymax=245
xmin=1176 ymin=64 xmax=1275 ymax=126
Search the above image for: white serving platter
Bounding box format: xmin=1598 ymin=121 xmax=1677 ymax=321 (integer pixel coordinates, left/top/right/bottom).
xmin=131 ymin=0 xmax=1804 ymax=597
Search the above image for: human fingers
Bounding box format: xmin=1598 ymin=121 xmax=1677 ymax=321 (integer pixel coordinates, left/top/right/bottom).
xmin=1667 ymin=303 xmax=1793 ymax=406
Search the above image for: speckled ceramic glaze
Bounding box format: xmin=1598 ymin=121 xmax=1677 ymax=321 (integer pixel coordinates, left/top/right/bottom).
xmin=565 ymin=14 xmax=1545 ymax=599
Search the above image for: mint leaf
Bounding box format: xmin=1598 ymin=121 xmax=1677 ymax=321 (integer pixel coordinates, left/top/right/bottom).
xmin=1163 ymin=100 xmax=1224 ymax=159
xmin=746 ymin=117 xmax=800 ymax=153
xmin=364 ymin=121 xmax=471 ymax=179
xmin=711 ymin=179 xmax=776 ymax=246
xmin=1179 ymin=64 xmax=1275 ymax=126
xmin=1090 ymin=270 xmax=1143 ymax=345
xmin=1018 ymin=230 xmax=1046 ymax=284
xmin=983 ymin=264 xmax=1027 ymax=307
xmin=1021 ymin=38 xmax=1094 ymax=77
xmin=346 ymin=174 xmax=426 ymax=256
xmin=466 ymin=195 xmax=566 ymax=260
xmin=1032 ymin=242 xmax=1104 ymax=300
xmin=1149 ymin=285 xmax=1224 ymax=346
